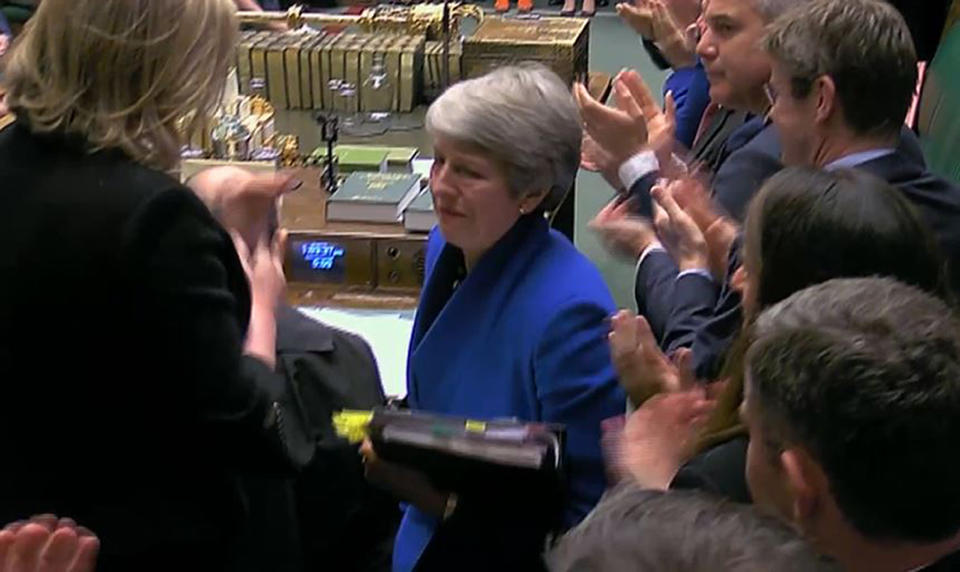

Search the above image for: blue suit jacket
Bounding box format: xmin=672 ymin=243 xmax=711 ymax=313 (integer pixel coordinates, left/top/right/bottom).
xmin=664 ymin=64 xmax=711 ymax=150
xmin=394 ymin=214 xmax=624 ymax=571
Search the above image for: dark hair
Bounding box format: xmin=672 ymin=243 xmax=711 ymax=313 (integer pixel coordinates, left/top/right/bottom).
xmin=764 ymin=0 xmax=917 ymax=138
xmin=747 ymin=277 xmax=960 ymax=542
xmin=548 ymin=485 xmax=838 ymax=571
xmin=697 ymin=167 xmax=949 ymax=448
xmin=744 ymin=167 xmax=949 ymax=309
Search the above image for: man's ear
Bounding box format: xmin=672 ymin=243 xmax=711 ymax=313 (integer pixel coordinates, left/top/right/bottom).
xmin=780 ymin=447 xmax=826 ymax=532
xmin=814 ymin=75 xmax=838 ymax=125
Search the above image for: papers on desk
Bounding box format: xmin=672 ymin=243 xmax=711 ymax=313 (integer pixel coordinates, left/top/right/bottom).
xmin=296 ymin=306 xmax=414 ymax=398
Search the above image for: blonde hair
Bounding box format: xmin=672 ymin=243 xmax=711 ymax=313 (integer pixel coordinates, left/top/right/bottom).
xmin=1 ymin=0 xmax=238 ymax=171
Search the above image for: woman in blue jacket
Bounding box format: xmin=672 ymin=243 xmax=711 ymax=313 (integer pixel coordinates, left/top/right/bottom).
xmin=362 ymin=64 xmax=625 ymax=571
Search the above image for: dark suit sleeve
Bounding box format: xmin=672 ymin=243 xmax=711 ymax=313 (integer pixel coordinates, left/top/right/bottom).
xmin=711 ymin=145 xmax=783 ymax=222
xmin=659 ymin=272 xmax=720 ymax=353
xmin=122 ymin=188 xmax=314 ymax=472
xmin=667 ymin=240 xmax=745 ymax=380
xmin=670 ymin=437 xmax=751 ymax=503
xmin=634 ymin=251 xmax=679 ymax=342
xmin=625 ymin=171 xmax=660 ymax=219
xmin=642 ymin=38 xmax=672 ymax=71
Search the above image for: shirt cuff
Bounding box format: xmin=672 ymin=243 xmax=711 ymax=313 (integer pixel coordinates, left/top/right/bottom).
xmin=637 ymin=242 xmax=665 ymax=268
xmin=618 ymin=150 xmax=660 ymax=191
xmin=677 ymin=268 xmax=714 ymax=282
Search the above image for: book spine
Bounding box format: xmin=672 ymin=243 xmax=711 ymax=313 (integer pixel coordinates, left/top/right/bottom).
xmin=358 ymin=35 xmax=385 ymax=113
xmin=328 ymin=33 xmax=351 ymax=113
xmin=400 ymin=36 xmax=425 ymax=112
xmin=250 ymin=35 xmax=278 ymax=99
xmin=283 ymin=37 xmax=301 ymax=110
xmin=235 ymin=30 xmax=258 ymax=96
xmin=266 ymin=36 xmax=290 ymax=109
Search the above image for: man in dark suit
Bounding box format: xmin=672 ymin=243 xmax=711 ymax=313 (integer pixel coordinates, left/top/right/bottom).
xmin=653 ymin=0 xmax=960 ymax=378
xmin=744 ymin=278 xmax=960 ymax=571
xmin=616 ymin=0 xmax=794 ymax=344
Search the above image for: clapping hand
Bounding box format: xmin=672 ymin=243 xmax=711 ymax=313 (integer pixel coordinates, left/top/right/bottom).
xmin=651 ymin=182 xmax=709 ymax=272
xmin=615 ymin=70 xmax=678 ymax=173
xmin=616 ymin=0 xmax=656 ymax=38
xmin=188 ymin=166 xmax=300 ymax=253
xmin=581 ymin=132 xmax=625 ymax=192
xmin=574 ymin=73 xmax=649 ymax=168
xmin=0 ymin=516 xmax=98 ymax=572
xmin=589 ymin=198 xmax=657 ymax=260
xmin=668 ymin=175 xmax=740 ymax=280
xmin=613 ymin=389 xmax=715 ymax=489
xmin=609 ymin=309 xmax=695 ymax=405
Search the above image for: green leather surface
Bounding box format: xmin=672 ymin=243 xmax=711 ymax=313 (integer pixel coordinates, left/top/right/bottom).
xmin=919 ymin=23 xmax=960 ymax=185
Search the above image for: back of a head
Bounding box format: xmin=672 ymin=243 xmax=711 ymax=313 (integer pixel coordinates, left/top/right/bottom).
xmin=744 ymin=167 xmax=948 ymax=311
xmin=748 ymin=277 xmax=960 ymax=542
xmin=1 ymin=0 xmax=238 ymax=171
xmin=764 ymin=0 xmax=917 ymax=138
xmin=548 ymin=485 xmax=837 ymax=571
xmin=750 ymin=0 xmax=807 ymax=22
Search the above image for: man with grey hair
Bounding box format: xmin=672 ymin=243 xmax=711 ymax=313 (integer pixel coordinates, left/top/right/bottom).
xmin=548 ymin=484 xmax=838 ymax=571
xmin=743 ymin=277 xmax=960 ymax=570
xmin=670 ymin=0 xmax=960 ymax=380
xmin=578 ymin=0 xmax=808 ymax=359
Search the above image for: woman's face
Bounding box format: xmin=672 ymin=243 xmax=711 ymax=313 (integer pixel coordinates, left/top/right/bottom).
xmin=429 ymin=136 xmax=538 ymax=261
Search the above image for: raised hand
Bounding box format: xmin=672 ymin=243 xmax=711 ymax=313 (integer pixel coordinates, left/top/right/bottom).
xmin=651 ymin=182 xmax=709 ymax=272
xmin=615 ymin=70 xmax=678 ymax=172
xmin=589 ymin=198 xmax=658 ymax=260
xmin=574 ymin=77 xmax=649 ymax=167
xmin=609 ymin=309 xmax=687 ymax=405
xmin=581 ymin=132 xmax=624 ymax=192
xmin=188 ymin=166 xmax=299 ymax=252
xmin=231 ymin=229 xmax=287 ymax=369
xmin=616 ymin=0 xmax=656 ymax=39
xmin=615 ymin=390 xmax=715 ymax=489
xmin=0 ymin=516 xmax=99 ymax=572
xmin=668 ymin=175 xmax=740 ymax=280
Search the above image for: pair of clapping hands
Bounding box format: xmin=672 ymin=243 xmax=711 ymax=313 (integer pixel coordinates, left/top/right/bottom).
xmin=616 ymin=0 xmax=698 ymax=69
xmin=603 ymin=309 xmax=726 ymax=491
xmin=574 ymin=66 xmax=735 ymax=278
xmin=0 ymin=516 xmax=98 ymax=572
xmin=593 ymin=178 xmax=737 ymax=281
xmin=188 ymin=167 xmax=300 ymax=307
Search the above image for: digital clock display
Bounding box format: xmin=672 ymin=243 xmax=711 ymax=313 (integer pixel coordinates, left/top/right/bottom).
xmin=289 ymin=239 xmax=348 ymax=283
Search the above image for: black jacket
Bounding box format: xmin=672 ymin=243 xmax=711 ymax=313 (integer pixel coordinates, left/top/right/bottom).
xmin=0 ymin=120 xmax=313 ymax=570
xmin=275 ymin=305 xmax=400 ymax=572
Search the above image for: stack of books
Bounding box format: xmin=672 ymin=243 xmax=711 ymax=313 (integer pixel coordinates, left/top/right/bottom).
xmin=326 ymin=172 xmax=423 ymax=224
xmin=403 ymin=188 xmax=436 ymax=232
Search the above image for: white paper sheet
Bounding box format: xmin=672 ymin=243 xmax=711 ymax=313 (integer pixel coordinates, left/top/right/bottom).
xmin=296 ymin=306 xmax=415 ymax=398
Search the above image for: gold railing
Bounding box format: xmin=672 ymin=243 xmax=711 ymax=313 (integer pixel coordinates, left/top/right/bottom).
xmin=236 ymin=3 xmax=484 ymax=40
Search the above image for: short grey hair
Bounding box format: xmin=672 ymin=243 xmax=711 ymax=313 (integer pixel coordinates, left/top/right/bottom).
xmin=749 ymin=0 xmax=805 ymax=21
xmin=425 ymin=63 xmax=581 ymax=212
xmin=549 ymin=484 xmax=839 ymax=571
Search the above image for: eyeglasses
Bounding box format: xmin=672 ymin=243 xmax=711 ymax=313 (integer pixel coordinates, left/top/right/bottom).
xmin=763 ymin=82 xmax=778 ymax=107
xmin=686 ymin=21 xmax=703 ymax=45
